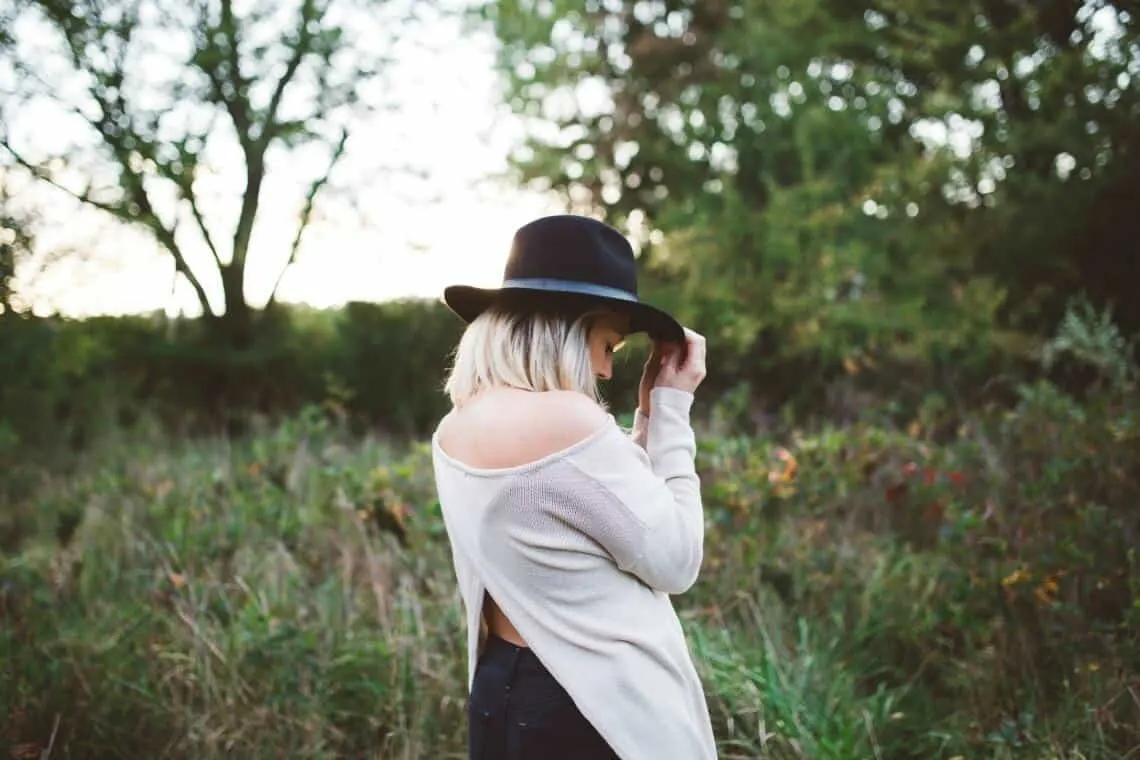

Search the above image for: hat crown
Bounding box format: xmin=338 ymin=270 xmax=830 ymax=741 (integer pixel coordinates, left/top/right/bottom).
xmin=502 ymin=215 xmax=638 ymax=296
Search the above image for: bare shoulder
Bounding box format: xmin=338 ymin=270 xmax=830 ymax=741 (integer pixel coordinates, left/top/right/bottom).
xmin=437 ymin=389 xmax=612 ymax=469
xmin=528 ymin=389 xmax=611 ymax=433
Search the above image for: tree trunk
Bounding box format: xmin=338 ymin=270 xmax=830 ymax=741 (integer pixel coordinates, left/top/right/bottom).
xmin=219 ymin=264 xmax=253 ymax=350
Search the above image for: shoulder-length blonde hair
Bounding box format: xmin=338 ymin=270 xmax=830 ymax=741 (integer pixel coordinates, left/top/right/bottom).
xmin=443 ymin=303 xmax=609 ymax=407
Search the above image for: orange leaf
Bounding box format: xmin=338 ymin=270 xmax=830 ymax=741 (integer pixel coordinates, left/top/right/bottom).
xmin=1034 ymin=575 xmax=1060 ymax=605
xmin=1002 ymin=568 xmax=1030 ymax=587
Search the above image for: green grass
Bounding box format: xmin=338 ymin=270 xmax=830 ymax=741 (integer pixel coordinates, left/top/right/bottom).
xmin=2 ymin=393 xmax=1137 ymax=759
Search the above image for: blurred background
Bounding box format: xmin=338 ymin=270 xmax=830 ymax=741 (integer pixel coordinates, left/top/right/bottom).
xmin=1 ymin=0 xmax=1137 ymax=758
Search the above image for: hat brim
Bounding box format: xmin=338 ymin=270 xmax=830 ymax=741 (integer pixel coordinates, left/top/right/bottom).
xmin=443 ymin=284 xmax=685 ymax=346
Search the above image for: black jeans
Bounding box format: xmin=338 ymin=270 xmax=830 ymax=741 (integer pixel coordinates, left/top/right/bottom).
xmin=468 ymin=635 xmax=620 ymax=760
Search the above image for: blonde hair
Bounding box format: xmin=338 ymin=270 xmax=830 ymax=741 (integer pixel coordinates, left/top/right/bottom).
xmin=443 ymin=303 xmax=610 ymax=407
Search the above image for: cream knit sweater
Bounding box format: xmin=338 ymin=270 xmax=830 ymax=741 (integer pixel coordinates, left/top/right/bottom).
xmin=431 ymin=387 xmax=717 ymax=760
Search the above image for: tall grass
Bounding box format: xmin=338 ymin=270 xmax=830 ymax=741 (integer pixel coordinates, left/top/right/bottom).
xmin=2 ymin=419 xmax=468 ymax=759
xmin=3 ymin=381 xmax=1137 ymax=758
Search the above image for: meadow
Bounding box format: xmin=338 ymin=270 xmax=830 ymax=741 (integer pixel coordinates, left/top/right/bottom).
xmin=3 ymin=371 xmax=1137 ymax=759
xmin=4 ymin=0 xmax=1140 ymax=756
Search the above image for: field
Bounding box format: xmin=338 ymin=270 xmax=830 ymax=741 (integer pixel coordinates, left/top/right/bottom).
xmin=4 ymin=0 xmax=1140 ymax=756
xmin=2 ymin=385 xmax=1138 ymax=760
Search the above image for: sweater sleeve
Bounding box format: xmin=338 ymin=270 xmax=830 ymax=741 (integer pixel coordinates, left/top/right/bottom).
xmin=567 ymin=388 xmax=705 ymax=594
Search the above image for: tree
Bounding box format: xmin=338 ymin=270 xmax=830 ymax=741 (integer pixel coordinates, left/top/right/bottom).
xmin=478 ymin=0 xmax=967 ymax=373
xmin=813 ymin=0 xmax=1140 ymax=332
xmin=0 ymin=0 xmax=415 ymax=345
xmin=479 ymin=0 xmax=1140 ymax=368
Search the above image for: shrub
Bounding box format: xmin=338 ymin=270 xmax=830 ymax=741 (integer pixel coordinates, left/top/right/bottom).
xmin=695 ymin=376 xmax=1139 ymax=757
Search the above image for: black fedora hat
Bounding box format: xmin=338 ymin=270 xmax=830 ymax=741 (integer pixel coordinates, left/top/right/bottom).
xmin=442 ymin=215 xmax=685 ymax=345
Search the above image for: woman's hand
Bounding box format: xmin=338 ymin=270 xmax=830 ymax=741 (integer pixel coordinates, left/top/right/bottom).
xmin=656 ymin=328 xmax=707 ymax=395
xmin=639 ymin=328 xmax=707 ymax=414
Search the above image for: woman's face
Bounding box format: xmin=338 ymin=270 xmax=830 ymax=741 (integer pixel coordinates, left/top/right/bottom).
xmin=588 ymin=312 xmax=630 ymax=380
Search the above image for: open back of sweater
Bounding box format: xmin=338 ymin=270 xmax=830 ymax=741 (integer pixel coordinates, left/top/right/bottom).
xmin=431 ymin=387 xmax=717 ymax=760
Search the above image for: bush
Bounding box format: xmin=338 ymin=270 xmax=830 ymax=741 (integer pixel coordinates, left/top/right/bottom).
xmin=694 ymin=375 xmax=1139 ymax=757
xmin=330 ymin=300 xmax=464 ymax=435
xmin=0 ymin=313 xmax=127 ymax=453
xmin=0 ymin=300 xmax=476 ymax=456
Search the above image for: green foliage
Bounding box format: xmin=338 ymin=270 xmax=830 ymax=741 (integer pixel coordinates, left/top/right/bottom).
xmin=0 ymin=301 xmax=459 ymax=453
xmin=691 ymin=613 xmax=904 ymax=759
xmin=477 ymin=0 xmax=1140 ymax=409
xmin=3 ymin=1 xmax=1140 ymax=754
xmin=0 ymin=313 xmax=123 ymax=455
xmin=3 ymin=375 xmax=1138 ymax=758
xmin=1042 ymin=295 xmax=1138 ymax=389
xmin=1 ymin=421 xmax=467 ymax=758
xmin=329 ymin=300 xmax=465 ymax=435
xmin=0 ymin=299 xmax=652 ymax=460
xmin=693 ymin=378 xmax=1140 ymax=757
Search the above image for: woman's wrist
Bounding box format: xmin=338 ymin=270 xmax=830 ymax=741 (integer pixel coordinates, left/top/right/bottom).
xmin=650 ymin=386 xmax=695 ymax=411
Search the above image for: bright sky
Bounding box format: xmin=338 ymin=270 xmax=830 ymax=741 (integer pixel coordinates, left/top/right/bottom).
xmin=5 ymin=1 xmax=563 ymax=318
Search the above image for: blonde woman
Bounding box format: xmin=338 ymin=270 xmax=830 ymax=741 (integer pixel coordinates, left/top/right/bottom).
xmin=432 ymin=215 xmax=716 ymax=760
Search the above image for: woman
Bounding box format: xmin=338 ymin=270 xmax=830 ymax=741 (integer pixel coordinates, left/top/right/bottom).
xmin=431 ymin=214 xmax=717 ymax=760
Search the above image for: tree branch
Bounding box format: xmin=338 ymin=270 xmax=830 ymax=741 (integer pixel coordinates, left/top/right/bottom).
xmin=183 ymin=178 xmax=224 ymax=271
xmin=191 ymin=0 xmax=252 ymax=158
xmin=266 ymin=126 xmax=349 ymax=307
xmin=260 ymin=0 xmax=321 ymax=149
xmin=160 ymin=135 xmax=226 ymax=274
xmin=218 ymin=0 xmax=252 ymax=144
xmin=0 ymin=140 xmax=215 ymax=316
xmin=5 ymin=0 xmax=388 ymax=327
xmin=109 ymin=105 xmax=227 ymax=276
xmin=35 ymin=2 xmax=219 ymax=316
xmin=89 ymin=78 xmax=220 ymax=316
xmin=227 ymin=0 xmax=324 ymax=285
xmin=2 ymin=141 xmax=117 ymax=215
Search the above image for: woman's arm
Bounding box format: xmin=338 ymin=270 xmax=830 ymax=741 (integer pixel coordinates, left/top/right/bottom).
xmin=567 ymin=388 xmax=705 ymax=594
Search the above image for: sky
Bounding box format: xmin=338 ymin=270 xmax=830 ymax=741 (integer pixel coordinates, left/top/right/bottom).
xmin=4 ymin=0 xmax=563 ymax=318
